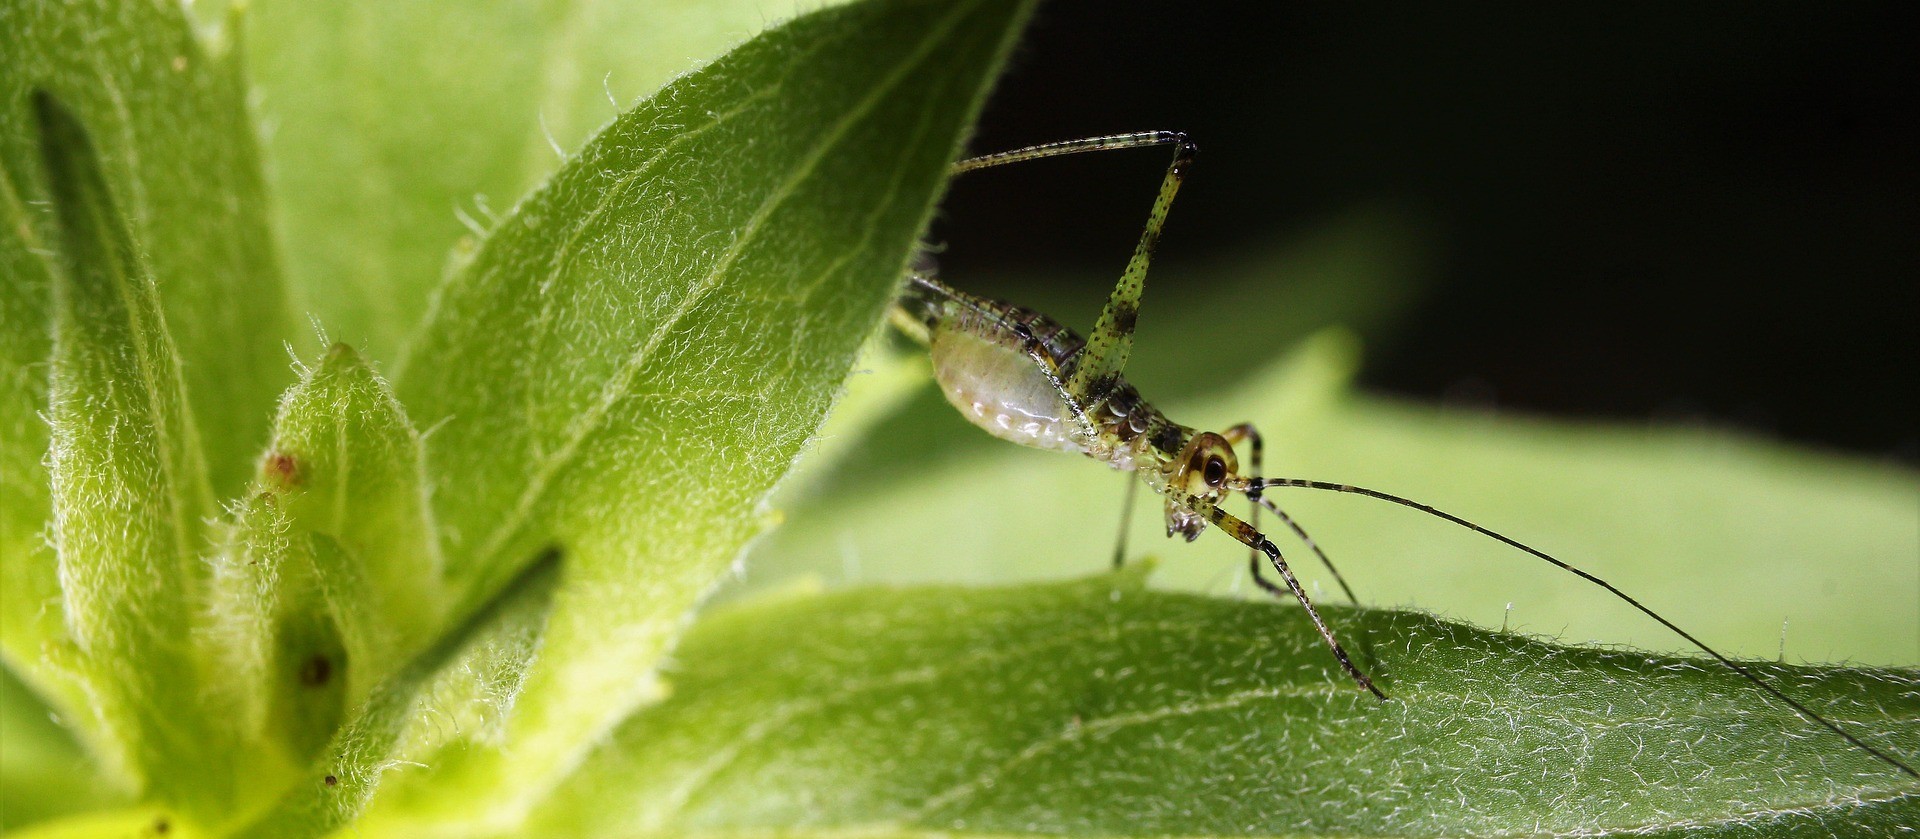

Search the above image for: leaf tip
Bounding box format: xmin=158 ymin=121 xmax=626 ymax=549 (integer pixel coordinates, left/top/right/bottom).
xmin=324 ymin=341 xmax=364 ymax=367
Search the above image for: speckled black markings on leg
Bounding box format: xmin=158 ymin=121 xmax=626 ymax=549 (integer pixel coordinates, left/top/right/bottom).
xmin=1257 ymin=497 xmax=1361 ymax=606
xmin=1258 ymin=537 xmax=1386 ymax=700
xmin=939 ymin=131 xmax=1196 ymax=413
xmin=1229 ymin=422 xmax=1362 ymax=605
xmin=1066 ymin=135 xmax=1196 ymax=405
xmin=1227 ymin=422 xmax=1268 ymax=590
xmin=1085 ymin=373 xmax=1122 ymax=403
xmin=1201 ymin=499 xmax=1386 ymax=699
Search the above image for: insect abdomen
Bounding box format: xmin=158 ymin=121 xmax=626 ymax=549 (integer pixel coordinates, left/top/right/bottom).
xmin=929 ymin=327 xmax=1084 ymax=453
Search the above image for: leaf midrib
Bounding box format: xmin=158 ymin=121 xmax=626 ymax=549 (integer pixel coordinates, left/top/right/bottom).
xmin=460 ymin=0 xmax=987 ymax=595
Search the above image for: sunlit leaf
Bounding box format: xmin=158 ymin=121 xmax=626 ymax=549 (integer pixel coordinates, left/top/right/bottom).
xmin=345 ymin=0 xmax=1037 ymax=830
xmin=33 ymin=89 xmax=222 ymax=807
xmin=0 ymin=0 xmax=294 ymax=742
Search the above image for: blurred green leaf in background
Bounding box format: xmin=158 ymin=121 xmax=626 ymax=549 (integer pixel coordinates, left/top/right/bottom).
xmin=2 ymin=1 xmax=1916 ymax=838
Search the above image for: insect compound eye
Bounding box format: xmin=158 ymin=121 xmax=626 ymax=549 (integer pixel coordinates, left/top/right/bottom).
xmin=1202 ymin=455 xmax=1227 ymax=488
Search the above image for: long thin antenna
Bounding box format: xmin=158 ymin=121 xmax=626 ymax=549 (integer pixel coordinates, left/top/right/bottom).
xmin=1247 ymin=476 xmax=1920 ymax=780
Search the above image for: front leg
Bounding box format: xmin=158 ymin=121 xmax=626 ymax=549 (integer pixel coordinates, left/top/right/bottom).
xmin=1195 ymin=496 xmax=1386 ymax=700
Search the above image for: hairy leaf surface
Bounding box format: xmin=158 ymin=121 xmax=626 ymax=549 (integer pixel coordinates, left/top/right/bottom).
xmin=229 ymin=553 xmax=561 ymax=839
xmin=0 ymin=0 xmax=295 ymax=501
xmin=258 ymin=344 xmax=447 ymax=686
xmin=369 ymin=0 xmax=1036 ymax=829
xmin=33 ymin=91 xmax=222 ymax=807
xmin=200 ymin=343 xmax=445 ymax=783
xmin=542 ymin=572 xmax=1920 ymax=837
xmin=0 ymin=2 xmax=295 ymax=750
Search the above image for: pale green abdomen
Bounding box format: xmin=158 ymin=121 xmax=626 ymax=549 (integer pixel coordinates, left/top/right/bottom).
xmin=929 ymin=328 xmax=1084 ymax=453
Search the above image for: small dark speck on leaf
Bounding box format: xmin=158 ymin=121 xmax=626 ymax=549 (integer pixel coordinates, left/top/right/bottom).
xmin=299 ymin=654 xmax=333 ymax=687
xmin=153 ymin=816 xmax=169 ymax=834
xmin=323 ymin=774 xmax=339 ymax=787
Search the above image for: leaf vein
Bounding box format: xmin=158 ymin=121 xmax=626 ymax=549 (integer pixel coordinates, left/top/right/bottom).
xmin=903 ymin=682 xmax=1350 ymax=823
xmin=655 ymin=617 xmax=1203 ymax=823
xmin=466 ymin=0 xmax=986 ymax=584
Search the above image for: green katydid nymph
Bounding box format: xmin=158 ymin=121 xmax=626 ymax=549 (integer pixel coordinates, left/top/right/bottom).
xmin=888 ymin=131 xmax=1917 ymax=779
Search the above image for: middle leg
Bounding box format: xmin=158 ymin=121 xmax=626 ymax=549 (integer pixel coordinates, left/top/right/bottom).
xmin=1111 ymin=476 xmax=1140 ymax=570
xmin=1222 ymin=422 xmax=1270 ymax=592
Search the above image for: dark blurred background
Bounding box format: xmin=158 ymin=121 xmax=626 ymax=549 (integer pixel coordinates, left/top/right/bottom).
xmin=929 ymin=2 xmax=1917 ymax=462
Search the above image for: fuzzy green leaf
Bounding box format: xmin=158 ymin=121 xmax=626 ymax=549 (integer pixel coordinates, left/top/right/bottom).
xmin=196 ymin=343 xmax=446 ymax=808
xmin=32 ymin=90 xmax=220 ymax=806
xmin=228 ymin=552 xmax=561 ymax=839
xmin=0 ymin=0 xmax=295 ymax=498
xmin=206 ymin=491 xmax=343 ymax=774
xmin=359 ymin=0 xmax=1034 ymax=829
xmin=0 ymin=0 xmax=295 ymax=736
xmin=536 ymin=572 xmax=1920 ymax=838
xmin=242 ymin=0 xmax=850 ymax=358
xmin=258 ymin=344 xmax=447 ymax=684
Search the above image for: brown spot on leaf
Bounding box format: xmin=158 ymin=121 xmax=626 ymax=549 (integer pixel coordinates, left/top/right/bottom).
xmin=263 ymin=450 xmax=300 ymax=489
xmin=323 ymin=774 xmax=339 ymax=787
